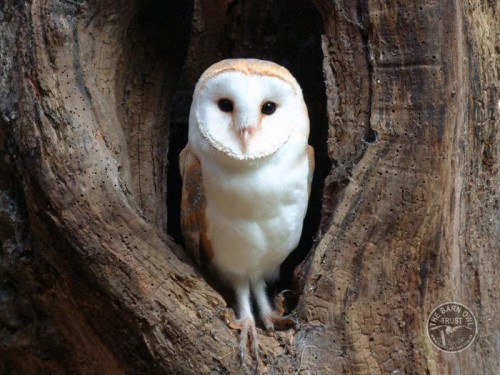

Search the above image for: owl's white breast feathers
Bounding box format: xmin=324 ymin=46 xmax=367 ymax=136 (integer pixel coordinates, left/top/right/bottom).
xmin=199 ymin=133 xmax=310 ymax=283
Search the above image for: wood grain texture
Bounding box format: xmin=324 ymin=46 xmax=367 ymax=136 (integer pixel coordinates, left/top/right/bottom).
xmin=0 ymin=0 xmax=497 ymax=374
xmin=296 ymin=1 xmax=499 ymax=374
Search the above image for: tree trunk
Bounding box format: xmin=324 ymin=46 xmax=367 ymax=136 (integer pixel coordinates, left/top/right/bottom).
xmin=0 ymin=0 xmax=497 ymax=374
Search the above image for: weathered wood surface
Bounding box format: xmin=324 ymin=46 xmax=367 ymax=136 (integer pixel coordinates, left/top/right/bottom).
xmin=297 ymin=1 xmax=499 ymax=373
xmin=0 ymin=0 xmax=497 ymax=374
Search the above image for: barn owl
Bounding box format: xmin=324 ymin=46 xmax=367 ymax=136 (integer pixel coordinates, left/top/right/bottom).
xmin=179 ymin=59 xmax=314 ymax=364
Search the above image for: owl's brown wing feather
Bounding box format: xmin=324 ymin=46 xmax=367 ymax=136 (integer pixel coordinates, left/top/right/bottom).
xmin=179 ymin=146 xmax=214 ymax=266
xmin=307 ymin=145 xmax=315 ymax=198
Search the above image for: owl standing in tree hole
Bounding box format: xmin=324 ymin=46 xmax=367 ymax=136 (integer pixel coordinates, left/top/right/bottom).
xmin=179 ymin=59 xmax=314 ymax=365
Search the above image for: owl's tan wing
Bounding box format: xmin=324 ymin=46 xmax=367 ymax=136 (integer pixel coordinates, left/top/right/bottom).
xmin=179 ymin=146 xmax=214 ymax=266
xmin=307 ymin=145 xmax=315 ymax=198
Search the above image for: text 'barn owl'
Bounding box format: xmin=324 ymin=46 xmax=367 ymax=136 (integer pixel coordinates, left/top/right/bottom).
xmin=180 ymin=58 xmax=314 ymax=367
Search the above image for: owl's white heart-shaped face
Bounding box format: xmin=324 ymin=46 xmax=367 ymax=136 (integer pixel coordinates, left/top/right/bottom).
xmin=189 ymin=59 xmax=309 ymax=161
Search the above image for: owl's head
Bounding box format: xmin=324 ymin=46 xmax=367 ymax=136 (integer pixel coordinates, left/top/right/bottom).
xmin=189 ymin=59 xmax=309 ymax=161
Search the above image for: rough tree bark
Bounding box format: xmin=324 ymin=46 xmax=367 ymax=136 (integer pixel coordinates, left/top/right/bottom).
xmin=0 ymin=0 xmax=497 ymax=374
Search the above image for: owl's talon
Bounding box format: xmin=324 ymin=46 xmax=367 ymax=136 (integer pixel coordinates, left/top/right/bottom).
xmin=239 ymin=318 xmax=259 ymax=361
xmin=262 ymin=311 xmax=297 ymax=333
xmin=221 ymin=308 xmax=242 ymax=330
xmin=265 ymin=326 xmax=275 ymax=337
xmin=224 ymin=315 xmax=259 ymax=371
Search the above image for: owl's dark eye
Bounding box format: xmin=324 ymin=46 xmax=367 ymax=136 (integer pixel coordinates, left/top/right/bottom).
xmin=261 ymin=101 xmax=277 ymax=115
xmin=218 ymin=98 xmax=234 ymax=113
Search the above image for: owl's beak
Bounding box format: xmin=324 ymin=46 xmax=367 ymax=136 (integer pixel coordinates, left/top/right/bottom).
xmin=238 ymin=126 xmax=257 ymax=150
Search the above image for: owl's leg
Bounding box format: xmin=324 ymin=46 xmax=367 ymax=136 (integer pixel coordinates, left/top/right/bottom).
xmin=229 ymin=282 xmax=259 ymax=367
xmin=252 ymin=279 xmax=296 ymax=335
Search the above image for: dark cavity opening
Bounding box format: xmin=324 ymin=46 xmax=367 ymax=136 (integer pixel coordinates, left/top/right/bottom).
xmin=167 ymin=0 xmax=329 ymax=295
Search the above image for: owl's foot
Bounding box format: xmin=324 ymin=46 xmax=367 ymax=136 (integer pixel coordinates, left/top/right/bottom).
xmin=262 ymin=311 xmax=296 ymax=335
xmin=221 ymin=309 xmax=260 ymax=369
xmin=261 ymin=290 xmax=297 ymax=335
xmin=237 ymin=317 xmax=259 ymax=366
